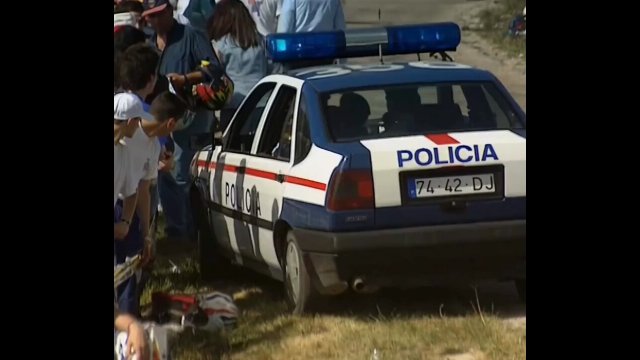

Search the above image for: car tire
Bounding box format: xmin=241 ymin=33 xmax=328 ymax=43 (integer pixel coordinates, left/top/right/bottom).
xmin=515 ymin=279 xmax=526 ymax=302
xmin=283 ymin=231 xmax=318 ymax=314
xmin=193 ymin=193 xmax=231 ymax=281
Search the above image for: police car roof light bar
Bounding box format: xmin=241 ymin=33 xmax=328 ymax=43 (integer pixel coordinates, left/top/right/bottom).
xmin=265 ymin=22 xmax=461 ymax=63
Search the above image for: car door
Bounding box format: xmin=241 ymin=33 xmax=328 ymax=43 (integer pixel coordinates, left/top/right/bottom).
xmin=240 ymin=82 xmax=301 ymax=278
xmin=209 ymin=81 xmax=278 ymax=266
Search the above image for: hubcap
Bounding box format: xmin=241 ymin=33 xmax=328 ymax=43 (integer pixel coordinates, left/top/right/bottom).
xmin=285 ymin=242 xmax=300 ymax=303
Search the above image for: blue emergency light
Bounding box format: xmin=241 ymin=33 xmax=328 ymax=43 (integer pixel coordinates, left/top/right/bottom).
xmin=265 ymin=23 xmax=461 ymax=63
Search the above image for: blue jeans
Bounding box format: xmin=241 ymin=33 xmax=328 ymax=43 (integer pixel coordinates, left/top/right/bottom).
xmin=157 ymin=111 xmax=213 ymax=240
xmin=158 ymin=170 xmax=192 ymax=239
xmin=116 ymin=277 xmax=139 ymax=317
xmin=114 ymin=202 xmax=143 ymax=316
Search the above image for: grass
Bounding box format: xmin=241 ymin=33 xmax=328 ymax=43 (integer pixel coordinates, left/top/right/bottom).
xmin=141 ymin=216 xmax=526 ymax=360
xmin=475 ymin=0 xmax=526 ymax=59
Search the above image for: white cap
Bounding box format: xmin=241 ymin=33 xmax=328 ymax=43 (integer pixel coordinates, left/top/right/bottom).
xmin=522 ymin=7 xmax=526 ymax=16
xmin=114 ymin=12 xmax=138 ymax=28
xmin=114 ymin=93 xmax=145 ymax=121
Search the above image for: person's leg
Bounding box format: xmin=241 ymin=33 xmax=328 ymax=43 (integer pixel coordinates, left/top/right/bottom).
xmin=115 ymin=202 xmax=144 ymax=316
xmin=169 ymin=111 xmax=214 ymax=241
xmin=157 ymin=170 xmax=187 ymax=239
xmin=116 ymin=277 xmax=140 ymax=317
xmin=171 ymin=135 xmax=197 ymax=241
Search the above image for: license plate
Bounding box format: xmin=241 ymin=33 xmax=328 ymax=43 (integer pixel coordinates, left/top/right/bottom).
xmin=408 ymin=173 xmax=496 ymax=198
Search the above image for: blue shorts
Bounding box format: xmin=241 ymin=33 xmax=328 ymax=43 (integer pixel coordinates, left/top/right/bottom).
xmin=114 ymin=200 xmax=144 ymax=262
xmin=114 ymin=201 xmax=143 ymax=316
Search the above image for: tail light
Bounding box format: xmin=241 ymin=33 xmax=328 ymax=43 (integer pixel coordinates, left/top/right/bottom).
xmin=326 ymin=169 xmax=374 ymax=211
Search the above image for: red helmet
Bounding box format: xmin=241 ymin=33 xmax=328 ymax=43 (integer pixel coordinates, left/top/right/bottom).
xmin=168 ymin=61 xmax=234 ymax=111
xmin=192 ymin=61 xmax=234 ymax=111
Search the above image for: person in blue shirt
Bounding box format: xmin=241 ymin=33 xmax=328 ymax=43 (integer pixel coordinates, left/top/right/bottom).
xmin=276 ymin=0 xmax=346 ymax=70
xmin=277 ymin=0 xmax=345 ymax=33
xmin=208 ymin=0 xmax=268 ymax=130
xmin=143 ymin=0 xmax=223 ymax=242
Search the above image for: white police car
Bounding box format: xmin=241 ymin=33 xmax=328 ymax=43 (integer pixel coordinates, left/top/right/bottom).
xmin=190 ymin=23 xmax=526 ymax=314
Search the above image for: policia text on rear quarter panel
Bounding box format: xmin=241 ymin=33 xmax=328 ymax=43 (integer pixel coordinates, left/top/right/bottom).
xmin=397 ymin=144 xmax=499 ymax=167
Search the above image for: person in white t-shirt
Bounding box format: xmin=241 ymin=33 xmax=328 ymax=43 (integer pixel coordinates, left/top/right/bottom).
xmin=117 ymin=43 xmax=161 ymax=316
xmin=114 ymin=93 xmax=144 ymax=240
xmin=177 ymin=0 xmax=214 ymax=32
xmin=115 ymin=91 xmax=186 ymax=317
xmin=118 ymin=43 xmax=162 ymax=251
xmin=168 ymin=0 xmax=193 ymax=26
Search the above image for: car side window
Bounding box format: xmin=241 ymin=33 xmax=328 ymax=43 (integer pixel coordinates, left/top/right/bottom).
xmin=225 ymin=82 xmax=276 ymax=153
xmin=256 ymin=85 xmax=297 ymax=162
xmin=294 ymin=97 xmax=312 ymax=165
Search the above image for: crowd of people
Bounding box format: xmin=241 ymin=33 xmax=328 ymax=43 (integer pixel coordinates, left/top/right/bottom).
xmin=114 ymin=0 xmax=346 ymax=357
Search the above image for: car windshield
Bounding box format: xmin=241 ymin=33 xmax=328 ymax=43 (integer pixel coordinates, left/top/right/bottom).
xmin=321 ymin=82 xmax=524 ymax=142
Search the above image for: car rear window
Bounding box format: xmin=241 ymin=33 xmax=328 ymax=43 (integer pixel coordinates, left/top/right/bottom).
xmin=322 ymin=82 xmax=524 ymax=142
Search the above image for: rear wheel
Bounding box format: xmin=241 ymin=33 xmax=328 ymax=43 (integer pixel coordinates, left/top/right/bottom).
xmin=193 ymin=192 xmax=231 ymax=280
xmin=515 ymin=279 xmax=526 ymax=302
xmin=283 ymin=231 xmax=318 ymax=314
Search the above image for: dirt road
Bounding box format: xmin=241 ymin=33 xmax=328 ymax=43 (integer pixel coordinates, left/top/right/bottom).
xmin=342 ymin=0 xmax=527 ymax=329
xmin=343 ymin=0 xmax=526 ymax=110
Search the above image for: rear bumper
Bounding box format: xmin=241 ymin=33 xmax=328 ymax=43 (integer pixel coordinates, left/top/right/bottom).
xmin=292 ymin=220 xmax=526 ymax=295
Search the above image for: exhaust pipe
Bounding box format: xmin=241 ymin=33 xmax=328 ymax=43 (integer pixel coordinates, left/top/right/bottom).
xmin=352 ymin=277 xmax=366 ymax=292
xmin=351 ymin=277 xmax=380 ymax=294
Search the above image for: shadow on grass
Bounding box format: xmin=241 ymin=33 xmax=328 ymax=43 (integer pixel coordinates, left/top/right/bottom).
xmin=153 ymin=236 xmax=525 ymax=316
xmin=312 ymin=283 xmax=525 ymax=321
xmin=147 ymin=237 xmax=293 ymax=358
xmin=149 ymin=234 xmax=524 ymax=359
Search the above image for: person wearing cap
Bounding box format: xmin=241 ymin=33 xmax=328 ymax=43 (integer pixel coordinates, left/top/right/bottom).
xmin=115 ymin=88 xmax=187 ymax=316
xmin=116 ymin=44 xmax=163 ymax=297
xmin=117 ymin=45 xmax=188 ymax=316
xmin=114 ymin=93 xmax=143 ymax=242
xmin=115 ymin=1 xmax=146 ymax=29
xmin=114 ymin=92 xmax=146 ymax=315
xmin=144 ymin=0 xmax=222 ymax=242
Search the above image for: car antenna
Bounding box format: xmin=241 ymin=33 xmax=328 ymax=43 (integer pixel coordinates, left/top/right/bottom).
xmin=378 ymin=8 xmax=384 ymax=65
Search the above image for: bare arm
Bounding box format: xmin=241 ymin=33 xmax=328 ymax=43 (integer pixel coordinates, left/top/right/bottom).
xmin=121 ymin=193 xmax=137 ymax=225
xmin=115 ymin=192 xmax=138 ymax=240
